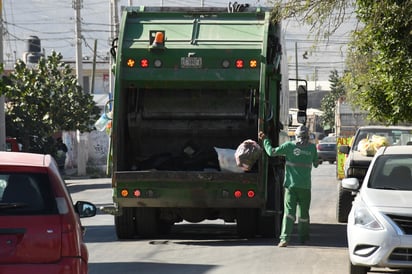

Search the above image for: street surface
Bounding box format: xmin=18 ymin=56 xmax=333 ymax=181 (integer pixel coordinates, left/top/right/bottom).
xmin=67 ymin=164 xmax=399 ymax=274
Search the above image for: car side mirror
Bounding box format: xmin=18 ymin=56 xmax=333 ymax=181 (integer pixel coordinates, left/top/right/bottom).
xmin=75 ymin=201 xmax=97 ymax=218
xmin=342 ymin=178 xmax=360 ymax=191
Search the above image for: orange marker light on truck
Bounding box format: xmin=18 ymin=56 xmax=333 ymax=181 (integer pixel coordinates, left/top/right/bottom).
xmin=152 ymin=31 xmax=164 ymax=46
xmin=126 ymin=58 xmax=135 ymax=68
xmin=249 ymin=59 xmax=257 ymax=68
xmin=120 ymin=189 xmax=129 ymax=197
xmin=154 ymin=31 xmax=164 ymax=44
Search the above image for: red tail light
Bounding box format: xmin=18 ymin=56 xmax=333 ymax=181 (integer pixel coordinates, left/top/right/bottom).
xmin=61 ymin=213 xmax=81 ymax=257
xmin=235 ymin=59 xmax=244 ymax=69
xmin=133 ymin=189 xmax=141 ymax=197
xmin=140 ymin=58 xmax=149 ymax=68
xmin=234 ymin=190 xmax=242 ymax=198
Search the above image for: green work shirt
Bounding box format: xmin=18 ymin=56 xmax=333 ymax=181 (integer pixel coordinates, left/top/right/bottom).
xmin=263 ymin=139 xmax=319 ymax=189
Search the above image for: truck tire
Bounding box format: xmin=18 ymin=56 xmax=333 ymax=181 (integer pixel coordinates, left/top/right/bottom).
xmin=115 ymin=207 xmax=137 ymax=239
xmin=236 ymin=208 xmax=258 ymax=238
xmin=136 ymin=207 xmax=159 ymax=238
xmin=337 ymin=184 xmax=354 ymax=223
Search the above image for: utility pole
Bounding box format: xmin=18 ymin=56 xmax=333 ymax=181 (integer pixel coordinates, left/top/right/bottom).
xmin=295 ymin=42 xmax=298 ymax=87
xmin=73 ymin=0 xmax=87 ymax=176
xmin=109 ymin=0 xmax=119 ymax=97
xmin=0 ymin=0 xmax=5 ymax=151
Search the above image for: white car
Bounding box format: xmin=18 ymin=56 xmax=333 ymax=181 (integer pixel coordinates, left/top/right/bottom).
xmin=343 ymin=145 xmax=412 ymax=274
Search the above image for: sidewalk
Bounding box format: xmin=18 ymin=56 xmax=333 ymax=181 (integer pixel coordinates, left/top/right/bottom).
xmin=61 ymin=168 xmax=109 ymax=180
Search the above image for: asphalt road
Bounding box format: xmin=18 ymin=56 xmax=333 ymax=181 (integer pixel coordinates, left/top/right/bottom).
xmin=68 ymin=163 xmax=353 ymax=274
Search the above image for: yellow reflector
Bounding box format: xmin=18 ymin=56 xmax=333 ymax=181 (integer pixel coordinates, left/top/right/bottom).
xmin=249 ymin=60 xmax=257 ymax=68
xmin=126 ymin=59 xmax=135 ymax=68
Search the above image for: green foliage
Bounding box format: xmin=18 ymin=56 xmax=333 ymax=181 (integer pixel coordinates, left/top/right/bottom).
xmin=343 ymin=1 xmax=412 ymax=124
xmin=320 ymin=70 xmax=345 ymax=130
xmin=271 ymin=0 xmax=355 ymax=41
xmin=3 ymin=51 xmax=101 ymax=153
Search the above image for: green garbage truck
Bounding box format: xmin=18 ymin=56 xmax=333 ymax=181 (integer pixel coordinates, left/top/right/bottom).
xmin=104 ymin=5 xmax=308 ymax=239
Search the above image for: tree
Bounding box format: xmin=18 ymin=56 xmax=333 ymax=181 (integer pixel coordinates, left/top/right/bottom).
xmin=2 ymin=51 xmax=101 ymax=153
xmin=274 ymin=0 xmax=412 ymax=124
xmin=320 ymin=70 xmax=345 ymax=131
xmin=272 ymin=0 xmax=355 ymax=42
xmin=343 ymin=1 xmax=412 ymax=124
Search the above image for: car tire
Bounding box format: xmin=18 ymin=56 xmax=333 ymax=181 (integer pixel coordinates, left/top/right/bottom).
xmin=329 ymin=160 xmax=335 ymax=164
xmin=337 ymin=184 xmax=354 ymax=223
xmin=319 ymin=159 xmax=323 ymax=164
xmin=349 ymin=261 xmax=369 ymax=274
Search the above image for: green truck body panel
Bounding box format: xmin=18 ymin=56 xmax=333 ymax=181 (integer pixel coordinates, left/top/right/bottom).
xmin=109 ymin=6 xmax=291 ymax=238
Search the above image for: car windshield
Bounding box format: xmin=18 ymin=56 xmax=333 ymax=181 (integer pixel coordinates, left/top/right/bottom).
xmin=368 ymin=155 xmax=412 ymax=190
xmin=353 ymin=129 xmax=412 ymax=151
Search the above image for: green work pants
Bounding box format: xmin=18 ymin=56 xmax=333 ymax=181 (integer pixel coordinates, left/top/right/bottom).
xmin=279 ymin=187 xmax=311 ymax=243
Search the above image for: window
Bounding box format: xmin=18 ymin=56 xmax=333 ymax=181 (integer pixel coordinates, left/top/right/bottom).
xmin=0 ymin=173 xmax=58 ymax=215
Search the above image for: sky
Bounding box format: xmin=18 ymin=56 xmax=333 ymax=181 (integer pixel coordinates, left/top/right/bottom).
xmin=2 ymin=0 xmax=356 ymax=82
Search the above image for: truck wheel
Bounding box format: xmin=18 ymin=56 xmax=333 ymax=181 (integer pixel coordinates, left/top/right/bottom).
xmin=236 ymin=208 xmax=258 ymax=238
xmin=115 ymin=207 xmax=137 ymax=239
xmin=136 ymin=207 xmax=159 ymax=238
xmin=337 ymin=184 xmax=354 ymax=223
xmin=158 ymin=220 xmax=173 ymax=235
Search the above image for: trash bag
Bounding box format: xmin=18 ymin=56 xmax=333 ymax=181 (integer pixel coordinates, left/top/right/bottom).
xmin=214 ymin=147 xmax=244 ymax=173
xmin=359 ymin=135 xmax=390 ymax=156
xmin=234 ymin=139 xmax=262 ymax=171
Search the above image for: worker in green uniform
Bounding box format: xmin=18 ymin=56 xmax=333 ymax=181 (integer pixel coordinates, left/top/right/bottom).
xmin=258 ymin=125 xmax=318 ymax=247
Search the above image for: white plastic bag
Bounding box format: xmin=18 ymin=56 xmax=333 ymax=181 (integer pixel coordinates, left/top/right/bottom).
xmin=214 ymin=147 xmax=244 ymax=173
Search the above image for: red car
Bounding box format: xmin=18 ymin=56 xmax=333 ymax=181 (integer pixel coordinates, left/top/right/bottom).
xmin=6 ymin=138 xmax=20 ymax=152
xmin=0 ymin=152 xmax=96 ymax=274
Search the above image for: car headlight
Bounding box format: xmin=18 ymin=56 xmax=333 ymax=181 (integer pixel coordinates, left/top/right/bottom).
xmin=354 ymin=205 xmax=383 ymax=230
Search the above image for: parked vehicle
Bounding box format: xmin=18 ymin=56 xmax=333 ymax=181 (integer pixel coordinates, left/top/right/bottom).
xmin=103 ymin=5 xmax=308 ymax=239
xmin=5 ymin=138 xmax=20 ymax=152
xmin=0 ymin=152 xmax=97 ymax=274
xmin=316 ymin=135 xmax=336 ymax=164
xmin=343 ymin=146 xmax=412 ymax=274
xmin=337 ymin=125 xmax=412 ymax=223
